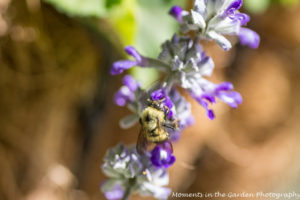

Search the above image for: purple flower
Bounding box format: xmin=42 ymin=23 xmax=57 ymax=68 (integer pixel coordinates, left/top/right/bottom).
xmin=171 ymin=0 xmax=260 ymax=50
xmin=102 ymin=144 xmax=172 ymax=200
xmin=123 ymin=74 xmax=139 ymax=91
xmin=150 ymin=143 xmax=175 ymax=168
xmin=102 ymin=182 xmax=124 ymax=200
xmin=238 ymin=27 xmax=260 ymax=49
xmin=102 ymin=143 xmax=144 ymax=179
xmin=169 ymin=89 xmax=194 ymax=129
xmin=192 ymin=81 xmax=242 ymax=120
xmin=151 ymin=89 xmax=165 ymax=101
xmin=137 ymin=167 xmax=171 ymax=199
xmin=230 ymin=13 xmax=250 ymax=26
xmin=157 ymin=35 xmax=242 ymax=120
xmin=114 ymin=75 xmax=139 ymax=106
xmin=169 ymin=6 xmax=184 ymax=23
xmin=158 ymin=35 xmax=215 ymax=86
xmin=104 ymin=1 xmax=259 ymax=199
xmin=218 ymin=90 xmax=243 ymax=108
xmin=224 ymin=0 xmax=243 ymax=16
xmin=151 ymin=89 xmax=174 ymax=119
xmin=169 ymin=131 xmax=181 ymax=141
xmin=213 ymin=82 xmax=243 ymax=108
xmin=111 ymin=46 xmax=147 ymax=75
xmin=193 ymin=95 xmax=216 ymax=120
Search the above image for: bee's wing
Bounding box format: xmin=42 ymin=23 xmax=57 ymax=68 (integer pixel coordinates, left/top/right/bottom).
xmin=136 ymin=128 xmax=148 ymax=155
xmin=168 ymin=141 xmax=173 ymax=153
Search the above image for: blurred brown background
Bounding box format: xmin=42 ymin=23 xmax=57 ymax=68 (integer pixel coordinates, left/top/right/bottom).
xmin=1 ymin=0 xmax=300 ymax=200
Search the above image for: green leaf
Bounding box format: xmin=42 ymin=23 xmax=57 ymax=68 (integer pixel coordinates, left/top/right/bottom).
xmin=244 ymin=0 xmax=271 ymax=14
xmin=130 ymin=0 xmax=184 ymax=87
xmin=105 ymin=0 xmax=122 ymax=9
xmin=106 ymin=0 xmax=137 ymax=45
xmin=130 ymin=67 xmax=159 ymax=89
xmin=43 ymin=0 xmax=107 ymax=17
xmin=278 ymin=0 xmax=300 ymax=6
xmin=135 ymin=0 xmax=184 ymax=57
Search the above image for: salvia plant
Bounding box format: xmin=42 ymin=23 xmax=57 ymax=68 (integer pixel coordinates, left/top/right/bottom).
xmin=101 ymin=0 xmax=260 ymax=199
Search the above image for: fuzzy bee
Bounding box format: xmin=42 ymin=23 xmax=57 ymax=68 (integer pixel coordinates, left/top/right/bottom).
xmin=136 ymin=99 xmax=178 ymax=155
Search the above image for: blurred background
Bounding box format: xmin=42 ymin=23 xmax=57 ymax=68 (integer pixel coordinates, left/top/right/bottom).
xmin=1 ymin=0 xmax=300 ymax=199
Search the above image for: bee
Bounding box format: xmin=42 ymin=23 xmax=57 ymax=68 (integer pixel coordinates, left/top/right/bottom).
xmin=136 ymin=98 xmax=178 ymax=155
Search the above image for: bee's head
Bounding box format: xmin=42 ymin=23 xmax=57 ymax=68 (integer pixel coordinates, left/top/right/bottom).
xmin=146 ymin=98 xmax=164 ymax=111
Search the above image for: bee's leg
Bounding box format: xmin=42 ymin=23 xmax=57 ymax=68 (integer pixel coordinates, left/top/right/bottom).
xmin=162 ymin=123 xmax=174 ymax=130
xmin=169 ymin=141 xmax=173 ymax=153
xmin=172 ymin=119 xmax=179 ymax=129
xmin=162 ymin=120 xmax=178 ymax=130
xmin=163 ymin=105 xmax=170 ymax=119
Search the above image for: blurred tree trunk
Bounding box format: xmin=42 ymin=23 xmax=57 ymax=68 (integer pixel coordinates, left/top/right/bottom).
xmin=0 ymin=0 xmax=121 ymax=199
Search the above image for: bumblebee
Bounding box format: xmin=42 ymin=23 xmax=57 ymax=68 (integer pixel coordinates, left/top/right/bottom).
xmin=136 ymin=99 xmax=178 ymax=155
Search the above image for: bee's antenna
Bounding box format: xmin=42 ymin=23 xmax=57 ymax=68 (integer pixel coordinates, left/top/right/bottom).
xmin=163 ymin=105 xmax=170 ymax=117
xmin=146 ymin=98 xmax=152 ymax=106
xmin=162 ymin=123 xmax=176 ymax=130
xmin=163 ymin=120 xmax=179 ymax=130
xmin=158 ymin=97 xmax=166 ymax=103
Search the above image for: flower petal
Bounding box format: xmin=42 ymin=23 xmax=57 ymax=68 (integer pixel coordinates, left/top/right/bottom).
xmin=207 ymin=109 xmax=215 ymax=120
xmin=215 ymin=82 xmax=234 ymax=92
xmin=123 ymin=75 xmax=139 ymax=91
xmin=218 ymin=91 xmax=242 ymax=108
xmin=114 ymin=86 xmax=135 ymax=106
xmin=101 ymin=180 xmax=124 ymax=200
xmin=231 ymin=13 xmax=250 ymax=26
xmin=194 ymin=0 xmax=207 ymax=16
xmin=191 ymin=10 xmax=206 ymax=29
xmin=169 ymin=6 xmax=184 ymax=22
xmin=239 ymin=27 xmax=260 ymax=49
xmin=207 ymin=30 xmax=232 ymax=51
xmin=125 ymin=46 xmax=142 ymax=63
xmin=192 ymin=94 xmax=215 ymax=120
xmin=111 ymin=60 xmax=137 ymax=75
xmin=224 ymin=0 xmax=243 ymax=16
xmin=151 ymin=89 xmax=165 ymax=101
xmin=150 ymin=143 xmax=176 ymax=168
xmin=197 ymin=56 xmax=215 ymax=77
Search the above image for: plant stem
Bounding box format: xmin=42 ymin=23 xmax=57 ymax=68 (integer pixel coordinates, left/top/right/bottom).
xmin=121 ymin=185 xmax=131 ymax=200
xmin=121 ymin=178 xmax=136 ymax=200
